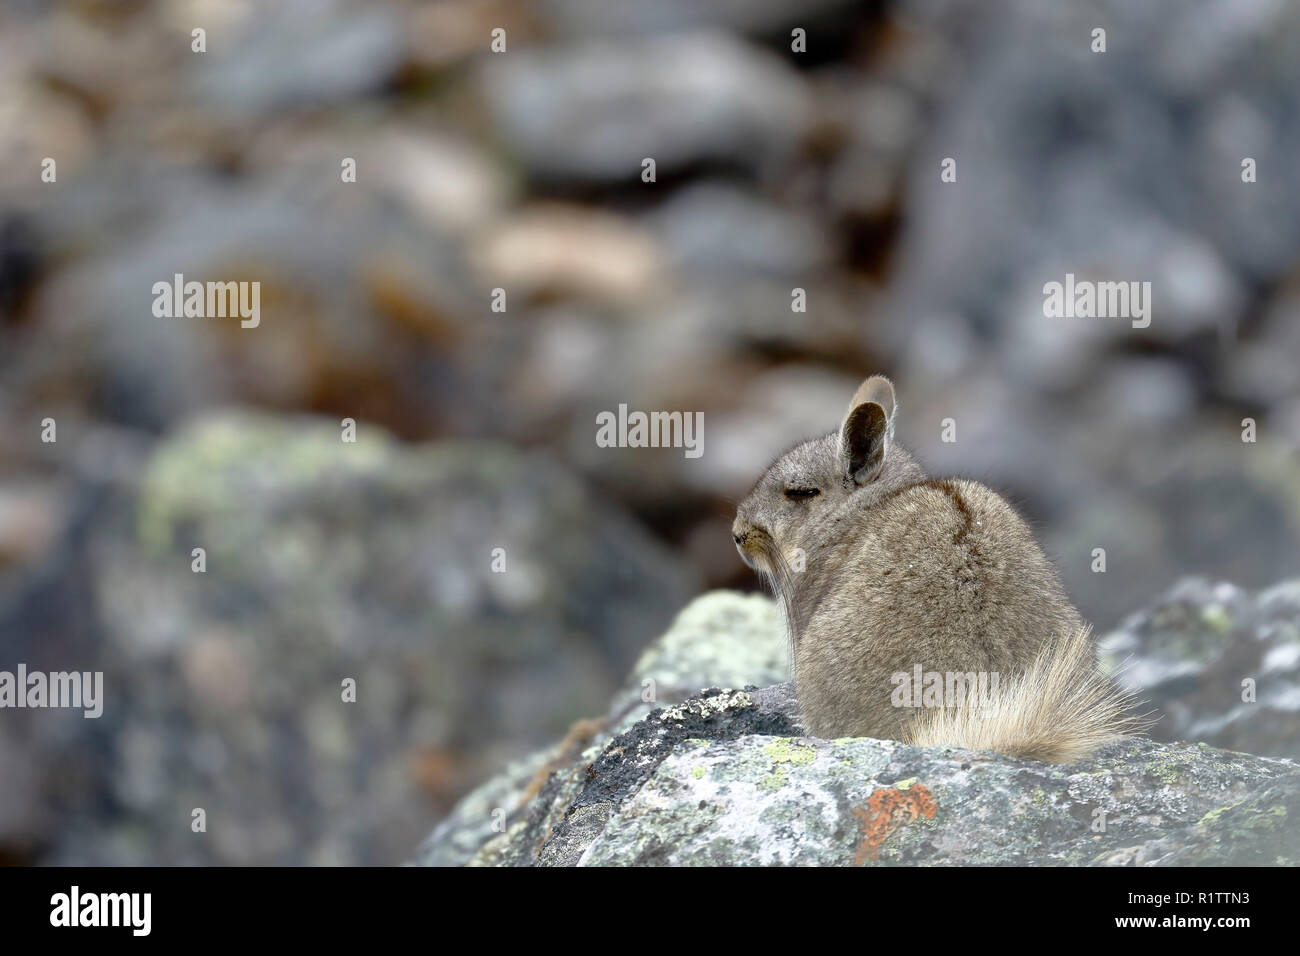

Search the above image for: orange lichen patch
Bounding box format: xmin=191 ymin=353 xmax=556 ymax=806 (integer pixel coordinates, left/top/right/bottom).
xmin=852 ymin=783 xmax=938 ymax=863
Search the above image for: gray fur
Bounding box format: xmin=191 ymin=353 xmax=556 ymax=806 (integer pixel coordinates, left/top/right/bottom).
xmin=733 ymin=375 xmax=1129 ymax=759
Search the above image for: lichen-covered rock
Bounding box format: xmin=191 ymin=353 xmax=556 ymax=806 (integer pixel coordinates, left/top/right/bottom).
xmin=5 ymin=413 xmax=696 ymax=865
xmin=606 ymin=589 xmax=789 ymax=731
xmin=419 ymin=683 xmax=1299 ymax=866
xmin=419 ymin=584 xmax=1300 ymax=866
xmin=416 ymin=590 xmax=789 ymax=865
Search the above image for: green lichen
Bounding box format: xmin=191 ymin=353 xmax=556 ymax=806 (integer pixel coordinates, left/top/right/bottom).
xmin=692 ymin=766 xmax=706 ymax=779
xmin=763 ymin=738 xmax=818 ymax=766
xmin=1144 ymin=754 xmax=1195 ymax=786
xmin=137 ymin=414 xmax=393 ymax=553
xmin=1197 ymin=800 xmax=1245 ymax=828
xmin=661 ymin=690 xmax=751 ymax=722
xmin=1239 ymin=804 xmax=1286 ymax=831
xmin=1201 ymin=603 xmax=1234 ymax=634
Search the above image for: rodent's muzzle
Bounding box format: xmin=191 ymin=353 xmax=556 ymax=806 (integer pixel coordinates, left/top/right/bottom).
xmin=731 ymin=516 xmax=762 ymax=570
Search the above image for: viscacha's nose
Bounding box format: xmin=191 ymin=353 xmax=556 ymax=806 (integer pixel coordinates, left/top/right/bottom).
xmin=731 ymin=516 xmax=759 ymax=569
xmin=731 ymin=517 xmax=750 ymax=545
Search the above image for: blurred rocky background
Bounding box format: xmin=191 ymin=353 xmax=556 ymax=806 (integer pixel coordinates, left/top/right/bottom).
xmin=0 ymin=0 xmax=1297 ymax=863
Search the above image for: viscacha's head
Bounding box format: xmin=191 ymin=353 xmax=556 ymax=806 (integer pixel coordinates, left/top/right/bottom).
xmin=731 ymin=375 xmax=925 ymax=580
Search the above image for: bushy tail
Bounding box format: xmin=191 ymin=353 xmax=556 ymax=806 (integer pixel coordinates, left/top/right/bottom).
xmin=907 ymin=625 xmax=1151 ymax=763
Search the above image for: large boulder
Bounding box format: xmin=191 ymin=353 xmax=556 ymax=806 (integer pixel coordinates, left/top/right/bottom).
xmin=418 ymin=586 xmax=1300 ymax=866
xmin=0 ymin=413 xmax=696 ymax=865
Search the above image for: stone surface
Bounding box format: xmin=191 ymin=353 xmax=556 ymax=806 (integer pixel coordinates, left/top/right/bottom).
xmin=419 ymin=583 xmax=1300 ymax=866
xmin=1101 ymin=577 xmax=1300 ymax=763
xmin=4 ymin=0 xmax=1300 ymax=869
xmin=476 ymin=32 xmax=813 ymax=184
xmin=0 ymin=413 xmax=696 ymax=865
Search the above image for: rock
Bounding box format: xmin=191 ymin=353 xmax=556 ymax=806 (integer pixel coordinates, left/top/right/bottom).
xmin=4 ymin=413 xmax=697 ymax=865
xmin=1101 ymin=577 xmax=1300 ymax=763
xmin=1276 ymin=397 xmax=1300 ymax=452
xmin=242 ymin=127 xmax=516 ymax=238
xmin=419 ymin=583 xmax=1300 ymax=866
xmin=0 ymin=481 xmax=66 ymax=572
xmin=402 ymin=1 xmax=538 ymax=71
xmin=0 ymin=79 xmax=95 ymax=202
xmin=1085 ymin=357 xmax=1198 ymax=430
xmin=997 ymin=228 xmax=1243 ymax=392
xmin=535 ymin=0 xmax=856 ymax=40
xmin=469 ymin=204 xmax=666 ymax=306
xmin=889 ymin=0 xmax=1298 ymax=343
xmin=415 ymin=590 xmax=788 ymax=864
xmin=1220 ymin=285 xmax=1300 ymax=408
xmin=19 ymin=168 xmax=479 ymax=436
xmin=476 ymin=32 xmax=813 ymax=185
xmin=189 ymin=0 xmax=403 ymax=118
xmin=0 ymin=722 xmax=50 ymax=862
xmin=643 ymin=182 xmax=832 ymax=278
xmin=367 ymin=131 xmax=516 ymax=236
xmin=1045 ymin=434 xmax=1300 ymax=630
xmin=822 ymin=77 xmax=922 ymax=227
xmin=607 ymin=590 xmax=789 ymax=728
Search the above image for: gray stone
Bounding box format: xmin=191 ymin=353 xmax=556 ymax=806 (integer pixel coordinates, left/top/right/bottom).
xmin=190 ymin=0 xmax=403 ymax=118
xmin=536 ymin=0 xmax=855 ymax=39
xmin=418 ymin=582 xmax=1300 ymax=866
xmin=7 ymin=414 xmax=696 ymax=865
xmin=476 ymin=32 xmax=813 ymax=184
xmin=644 ymin=182 xmax=833 ymax=278
xmin=1102 ymin=577 xmax=1300 ymax=763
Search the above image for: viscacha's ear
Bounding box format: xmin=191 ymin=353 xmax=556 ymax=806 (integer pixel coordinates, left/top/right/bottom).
xmin=839 ymin=375 xmax=896 ymax=485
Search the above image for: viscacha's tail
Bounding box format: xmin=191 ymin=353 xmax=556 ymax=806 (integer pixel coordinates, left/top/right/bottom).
xmin=907 ymin=625 xmax=1152 ymax=763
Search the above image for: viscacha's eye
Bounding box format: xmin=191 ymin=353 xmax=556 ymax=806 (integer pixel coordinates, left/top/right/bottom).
xmin=784 ymin=488 xmax=820 ymax=500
